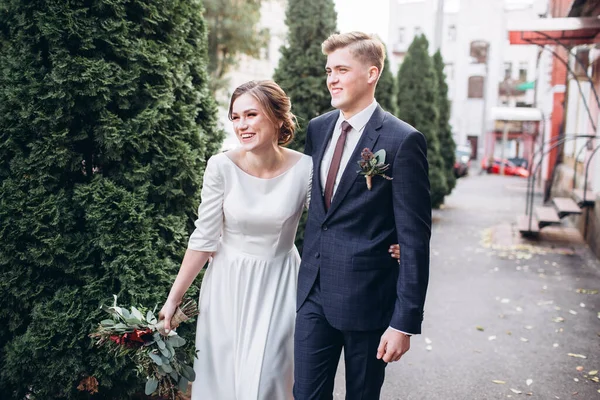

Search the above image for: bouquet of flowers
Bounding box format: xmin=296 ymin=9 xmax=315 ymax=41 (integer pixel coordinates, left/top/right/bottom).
xmin=90 ymin=295 xmax=198 ymax=398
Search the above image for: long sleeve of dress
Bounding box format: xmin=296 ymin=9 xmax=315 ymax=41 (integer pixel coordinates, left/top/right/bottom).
xmin=188 ymin=156 xmax=224 ymax=252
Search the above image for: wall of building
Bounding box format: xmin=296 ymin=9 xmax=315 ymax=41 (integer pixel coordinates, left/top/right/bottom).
xmin=218 ymin=0 xmax=288 ymax=150
xmin=388 ymin=0 xmax=541 ymax=158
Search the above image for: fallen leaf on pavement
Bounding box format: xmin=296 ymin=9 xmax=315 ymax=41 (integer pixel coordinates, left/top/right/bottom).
xmin=553 ymin=317 xmax=565 ymax=323
xmin=569 ymin=310 xmax=577 ymax=315
xmin=568 ymin=353 xmax=587 ymax=359
xmin=575 ymin=288 xmax=598 ymax=294
xmin=589 ymin=370 xmax=598 ymax=375
xmin=576 ymin=366 xmax=584 ymax=372
xmin=526 ymin=379 xmax=533 ymax=386
xmin=520 ymin=337 xmax=529 ymax=342
xmin=476 ymin=326 xmax=485 ymax=331
xmin=510 ymin=388 xmax=522 ymax=394
xmin=492 ymin=380 xmax=506 ymax=384
xmin=488 ymin=336 xmax=497 ymax=341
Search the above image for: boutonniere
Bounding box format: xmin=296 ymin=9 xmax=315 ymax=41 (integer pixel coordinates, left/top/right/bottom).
xmin=357 ymin=148 xmax=393 ymax=190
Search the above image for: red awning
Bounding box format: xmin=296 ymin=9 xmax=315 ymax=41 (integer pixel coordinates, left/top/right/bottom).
xmin=508 ymin=17 xmax=600 ymax=46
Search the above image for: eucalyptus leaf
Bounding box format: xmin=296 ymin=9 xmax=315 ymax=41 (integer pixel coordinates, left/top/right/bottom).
xmin=178 ymin=377 xmax=189 ymax=393
xmin=165 ymin=341 xmax=175 ymax=358
xmin=181 ymin=363 xmax=196 ymax=381
xmin=130 ymin=306 xmax=144 ymax=321
xmin=159 ymin=345 xmax=170 ymax=358
xmin=168 ymin=335 xmax=186 ymax=348
xmin=161 ymin=363 xmax=173 ymax=373
xmin=100 ymin=319 xmax=114 ymax=326
xmin=156 ymin=339 xmax=166 ymax=350
xmin=146 ymin=310 xmax=157 ymax=324
xmin=144 ymin=377 xmax=159 ymax=395
xmin=170 ymin=371 xmax=179 ymax=381
xmin=149 ymin=353 xmax=163 ymax=366
xmin=120 ymin=308 xmax=130 ymax=319
xmin=373 ymin=149 xmax=386 ymax=162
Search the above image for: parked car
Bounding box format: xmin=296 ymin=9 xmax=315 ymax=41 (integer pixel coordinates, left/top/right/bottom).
xmin=454 ymin=146 xmax=471 ymax=178
xmin=482 ymin=157 xmax=529 ymax=178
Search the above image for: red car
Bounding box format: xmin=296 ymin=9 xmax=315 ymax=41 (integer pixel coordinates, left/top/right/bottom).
xmin=482 ymin=158 xmax=529 ymax=178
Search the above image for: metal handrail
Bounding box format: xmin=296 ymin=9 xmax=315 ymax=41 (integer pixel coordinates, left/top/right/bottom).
xmin=572 ymin=138 xmax=593 ymax=188
xmin=583 ymin=142 xmax=600 ymax=237
xmin=525 ymin=134 xmax=597 ymax=216
xmin=524 ymin=134 xmax=598 ymax=232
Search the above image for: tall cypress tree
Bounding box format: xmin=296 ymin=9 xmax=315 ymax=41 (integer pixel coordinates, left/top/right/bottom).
xmin=273 ymin=0 xmax=337 ymax=152
xmin=396 ymin=35 xmax=447 ymax=208
xmin=273 ymin=0 xmax=337 ymax=250
xmin=0 ymin=0 xmax=221 ymax=398
xmin=433 ymin=50 xmax=456 ymax=195
xmin=376 ymin=50 xmax=397 ymax=115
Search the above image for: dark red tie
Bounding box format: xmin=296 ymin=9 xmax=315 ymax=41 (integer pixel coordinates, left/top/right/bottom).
xmin=324 ymin=121 xmax=352 ymax=210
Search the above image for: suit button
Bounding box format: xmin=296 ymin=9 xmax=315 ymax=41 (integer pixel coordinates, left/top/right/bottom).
xmin=315 ymin=252 xmax=320 ymax=259
xmin=322 ymin=225 xmax=328 ymax=231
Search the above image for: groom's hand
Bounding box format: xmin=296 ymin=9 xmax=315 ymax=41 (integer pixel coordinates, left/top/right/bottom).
xmin=377 ymin=328 xmax=410 ymax=363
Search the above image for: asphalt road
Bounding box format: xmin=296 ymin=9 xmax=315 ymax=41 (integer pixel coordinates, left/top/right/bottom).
xmin=333 ymin=172 xmax=600 ymax=400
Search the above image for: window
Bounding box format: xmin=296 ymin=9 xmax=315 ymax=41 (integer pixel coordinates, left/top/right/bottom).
xmin=468 ymin=76 xmax=484 ymax=98
xmin=444 ymin=63 xmax=454 ymax=80
xmin=398 ymin=27 xmax=405 ymax=43
xmin=414 ymin=26 xmax=422 ymax=37
xmin=504 ymin=62 xmax=512 ymax=80
xmin=518 ymin=62 xmax=528 ymax=82
xmin=469 ymin=40 xmax=489 ymax=64
xmin=448 ymin=25 xmax=457 ymax=41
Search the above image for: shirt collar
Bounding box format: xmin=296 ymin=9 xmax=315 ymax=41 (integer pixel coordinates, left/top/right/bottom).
xmin=337 ymin=99 xmax=378 ymax=132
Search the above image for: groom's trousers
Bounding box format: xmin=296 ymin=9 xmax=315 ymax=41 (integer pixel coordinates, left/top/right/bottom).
xmin=293 ymin=275 xmax=387 ymax=400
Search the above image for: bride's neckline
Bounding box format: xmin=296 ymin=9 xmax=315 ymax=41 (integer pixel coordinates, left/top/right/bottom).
xmin=223 ymin=152 xmax=304 ymax=181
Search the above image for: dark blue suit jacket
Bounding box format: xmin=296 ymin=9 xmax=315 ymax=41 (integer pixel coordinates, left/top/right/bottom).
xmin=298 ymin=105 xmax=431 ymax=334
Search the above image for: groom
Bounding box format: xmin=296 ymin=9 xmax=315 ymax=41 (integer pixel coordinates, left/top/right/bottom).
xmin=294 ymin=32 xmax=431 ymax=399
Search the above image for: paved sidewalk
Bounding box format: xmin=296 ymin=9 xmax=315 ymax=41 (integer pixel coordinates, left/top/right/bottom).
xmin=334 ymin=172 xmax=600 ymax=399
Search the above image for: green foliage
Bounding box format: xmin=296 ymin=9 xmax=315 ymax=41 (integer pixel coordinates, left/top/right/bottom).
xmin=273 ymin=0 xmax=337 ymax=153
xmin=433 ymin=50 xmax=457 ymax=195
xmin=396 ymin=35 xmax=447 ymax=208
xmin=376 ymin=50 xmax=397 ymax=115
xmin=0 ymin=0 xmax=221 ymax=398
xmin=204 ymin=0 xmax=269 ymax=94
xmin=274 ymin=0 xmax=337 ymax=250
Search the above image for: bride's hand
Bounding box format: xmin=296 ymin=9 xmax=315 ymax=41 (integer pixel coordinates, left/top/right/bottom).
xmin=158 ymin=299 xmax=180 ymax=333
xmin=389 ymin=244 xmax=401 ymax=262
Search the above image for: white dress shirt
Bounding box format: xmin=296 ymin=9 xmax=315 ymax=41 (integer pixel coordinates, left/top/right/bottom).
xmin=320 ymin=100 xmax=378 ymax=197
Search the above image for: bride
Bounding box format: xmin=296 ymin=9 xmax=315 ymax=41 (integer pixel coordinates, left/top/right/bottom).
xmin=158 ymin=80 xmax=400 ymax=399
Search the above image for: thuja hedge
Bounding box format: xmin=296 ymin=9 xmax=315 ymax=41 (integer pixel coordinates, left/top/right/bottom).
xmin=0 ymin=0 xmax=222 ymax=398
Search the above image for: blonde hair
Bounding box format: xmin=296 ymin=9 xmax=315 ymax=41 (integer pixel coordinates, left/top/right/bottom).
xmin=322 ymin=31 xmax=386 ymax=75
xmin=228 ymin=80 xmax=296 ymax=146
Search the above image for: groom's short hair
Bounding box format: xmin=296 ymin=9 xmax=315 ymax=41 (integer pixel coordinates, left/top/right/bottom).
xmin=322 ymin=32 xmax=386 ymax=74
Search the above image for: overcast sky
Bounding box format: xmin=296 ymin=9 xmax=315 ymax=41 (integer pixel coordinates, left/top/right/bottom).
xmin=333 ymin=0 xmax=538 ymax=46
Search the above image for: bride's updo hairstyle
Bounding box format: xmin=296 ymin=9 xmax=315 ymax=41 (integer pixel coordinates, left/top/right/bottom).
xmin=228 ymin=80 xmax=297 ymax=146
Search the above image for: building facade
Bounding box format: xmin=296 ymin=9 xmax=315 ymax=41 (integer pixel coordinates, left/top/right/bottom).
xmin=388 ymin=0 xmax=544 ymax=159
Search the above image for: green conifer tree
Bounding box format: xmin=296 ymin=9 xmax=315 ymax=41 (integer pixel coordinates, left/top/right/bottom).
xmin=396 ymin=35 xmax=447 ymax=208
xmin=433 ymin=50 xmax=457 ymax=194
xmin=376 ymin=50 xmax=398 ymax=115
xmin=273 ymin=0 xmax=337 ymax=152
xmin=0 ymin=1 xmax=221 ymax=398
xmin=273 ymin=0 xmax=337 ymax=250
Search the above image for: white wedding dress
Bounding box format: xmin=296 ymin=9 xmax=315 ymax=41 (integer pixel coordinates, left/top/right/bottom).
xmin=187 ymin=152 xmax=312 ymax=400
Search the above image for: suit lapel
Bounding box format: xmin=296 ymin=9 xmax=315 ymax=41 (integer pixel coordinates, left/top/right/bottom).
xmin=325 ymin=106 xmax=385 ymax=219
xmin=314 ymin=111 xmax=340 ymax=215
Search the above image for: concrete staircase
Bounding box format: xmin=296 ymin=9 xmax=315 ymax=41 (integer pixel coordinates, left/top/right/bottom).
xmin=518 ymin=190 xmax=595 ymax=236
